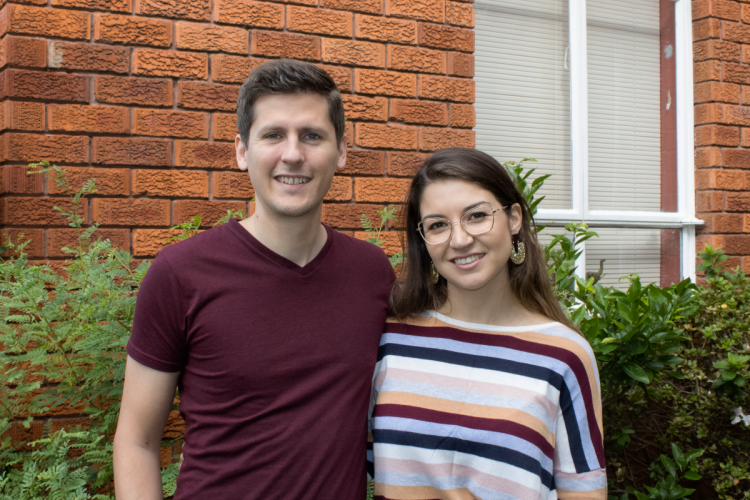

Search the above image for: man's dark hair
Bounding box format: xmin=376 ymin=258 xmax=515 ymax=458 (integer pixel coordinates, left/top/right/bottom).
xmin=236 ymin=59 xmax=345 ymax=147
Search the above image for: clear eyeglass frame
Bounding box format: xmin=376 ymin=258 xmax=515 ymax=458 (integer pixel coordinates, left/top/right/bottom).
xmin=417 ymin=202 xmax=507 ymax=246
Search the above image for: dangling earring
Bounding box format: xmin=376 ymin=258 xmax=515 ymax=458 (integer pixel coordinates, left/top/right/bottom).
xmin=510 ymin=234 xmax=526 ymax=265
xmin=430 ymin=262 xmax=440 ymax=284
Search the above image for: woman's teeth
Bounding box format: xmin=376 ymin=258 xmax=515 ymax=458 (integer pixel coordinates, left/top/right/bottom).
xmin=453 ymin=254 xmax=483 ymax=265
xmin=278 ymin=177 xmax=310 ymax=185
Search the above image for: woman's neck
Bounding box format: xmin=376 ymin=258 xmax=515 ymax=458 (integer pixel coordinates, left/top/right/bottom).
xmin=436 ymin=271 xmax=550 ymax=327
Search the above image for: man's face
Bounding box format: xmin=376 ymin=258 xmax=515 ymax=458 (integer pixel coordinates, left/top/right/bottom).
xmin=236 ymin=92 xmax=346 ymax=219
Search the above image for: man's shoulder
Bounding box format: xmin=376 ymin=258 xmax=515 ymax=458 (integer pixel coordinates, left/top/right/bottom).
xmin=157 ymin=222 xmax=235 ymax=268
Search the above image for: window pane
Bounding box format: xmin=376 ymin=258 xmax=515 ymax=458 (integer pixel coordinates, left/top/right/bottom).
xmin=587 ymin=0 xmax=662 ymax=211
xmin=584 ymin=228 xmax=681 ymax=290
xmin=475 ymin=0 xmax=571 ymax=209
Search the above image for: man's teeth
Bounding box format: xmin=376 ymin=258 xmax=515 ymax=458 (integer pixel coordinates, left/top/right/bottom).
xmin=278 ymin=176 xmax=310 ymax=185
xmin=454 ymin=255 xmax=482 ymax=265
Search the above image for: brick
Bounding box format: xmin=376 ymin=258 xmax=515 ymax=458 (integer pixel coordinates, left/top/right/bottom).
xmin=723 ymin=148 xmax=750 ymax=168
xmin=743 ymin=86 xmax=750 ymax=105
xmin=178 ymin=82 xmax=239 ymax=112
xmin=724 ymin=235 xmax=750 ymax=254
xmin=48 ymin=41 xmax=129 ymax=73
xmin=288 ymin=6 xmax=352 ymax=37
xmin=346 ymin=121 xmax=353 ymax=147
xmin=355 ymin=69 xmax=416 ymax=97
xmin=446 ymin=1 xmax=473 ymax=27
xmin=175 ymin=140 xmax=238 ymax=169
xmin=390 ymin=99 xmax=447 ymax=126
xmin=319 ymin=64 xmax=352 ymax=92
xmin=723 ymin=62 xmax=750 ymax=84
xmin=693 ymin=40 xmax=740 ymax=62
xmin=727 ymin=192 xmax=750 ymax=211
xmin=320 ymin=0 xmax=381 ymax=14
xmin=419 ymin=127 xmax=474 ymax=151
xmin=694 ymin=60 xmax=722 ymax=82
xmin=694 ymin=103 xmax=725 ymax=124
xmin=388 ymin=46 xmax=445 ymax=74
xmin=745 ymin=214 xmax=750 ymax=233
xmin=355 ymin=123 xmax=417 ymax=150
xmin=47 ymin=167 xmax=130 ymax=196
xmin=214 ymin=0 xmax=284 ymax=29
xmin=4 ymin=133 xmax=89 ymax=163
xmin=711 ymin=0 xmax=742 ymax=20
xmin=321 ymin=204 xmax=382 ymax=229
xmin=10 ymin=420 xmax=43 ymax=445
xmin=696 ymin=190 xmax=725 ymax=212
xmin=324 ymin=176 xmax=353 ymax=201
xmin=355 ymin=177 xmax=411 ymax=202
xmin=133 ymin=169 xmax=208 ymax=198
xmin=2 ymin=228 xmax=44 ymax=257
xmin=387 ymin=151 xmax=429 ymax=176
xmin=693 ymin=0 xmax=710 ymax=19
xmin=420 ymin=75 xmax=474 ymax=103
xmin=0 ymin=101 xmax=44 ymax=131
xmin=49 ymin=417 xmax=91 ymax=433
xmin=252 ymin=31 xmax=320 ymax=61
xmin=447 ymin=52 xmax=474 ymax=77
xmin=213 ymin=171 xmax=253 ymax=198
xmin=48 ymin=228 xmax=130 ymax=256
xmin=354 ymin=231 xmax=402 ymax=256
xmin=52 ymin=0 xmax=131 ymax=12
xmin=419 ymin=23 xmax=473 ymax=52
xmin=176 ymin=22 xmax=249 ymax=55
xmin=699 ymin=213 xmax=746 ymax=233
xmin=696 ymin=169 xmax=747 ymax=190
xmin=692 ymin=18 xmax=721 ymax=41
xmin=695 ymin=146 xmax=722 ymax=168
xmin=133 ymin=109 xmax=208 ymax=139
xmin=2 ymin=5 xmax=90 ymax=40
xmin=0 ymin=36 xmax=46 ymax=68
xmin=2 ymin=165 xmax=44 ymax=194
xmin=212 ymin=55 xmax=268 ymax=84
xmin=93 ymin=137 xmax=171 ymax=166
xmin=695 ymin=125 xmax=740 ymax=146
xmin=356 ymin=15 xmax=416 ymax=44
xmin=213 ymin=113 xmax=238 ymax=141
xmin=174 ymin=200 xmax=246 ymax=225
xmin=133 ymin=49 xmax=208 ymax=79
xmin=1 ymin=197 xmax=87 ymax=226
xmin=449 ymin=103 xmax=474 ymax=128
xmin=49 ymin=104 xmax=129 ymax=134
xmin=132 ymin=229 xmax=182 ymax=257
xmin=341 ymin=149 xmax=384 ymax=175
xmin=386 ymin=0 xmax=444 ymax=22
xmin=94 ymin=14 xmax=171 ymax=47
xmin=694 ymin=82 xmax=741 ymax=103
xmin=744 ymin=3 xmax=750 ymax=23
xmin=342 ymin=95 xmax=387 ymax=121
xmin=742 ymin=128 xmax=750 ymax=147
xmin=1 ymin=69 xmax=88 ymax=102
xmin=93 ymin=198 xmax=171 ymax=226
xmin=322 ymin=39 xmax=384 ymax=68
xmin=136 ymin=0 xmax=211 ymax=21
xmin=95 ymin=76 xmax=173 ymax=107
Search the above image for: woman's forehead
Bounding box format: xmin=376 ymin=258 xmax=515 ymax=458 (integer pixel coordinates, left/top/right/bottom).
xmin=420 ymin=180 xmax=499 ymax=216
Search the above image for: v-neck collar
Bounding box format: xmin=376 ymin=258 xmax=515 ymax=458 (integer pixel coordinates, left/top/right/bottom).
xmin=226 ymin=218 xmax=334 ymax=276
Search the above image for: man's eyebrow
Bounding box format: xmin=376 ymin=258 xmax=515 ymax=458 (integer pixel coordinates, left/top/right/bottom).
xmin=422 ymin=201 xmax=489 ymax=219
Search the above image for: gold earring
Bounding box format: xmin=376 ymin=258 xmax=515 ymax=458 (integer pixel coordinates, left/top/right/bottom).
xmin=430 ymin=263 xmax=440 ymax=284
xmin=510 ymin=238 xmax=526 ymax=265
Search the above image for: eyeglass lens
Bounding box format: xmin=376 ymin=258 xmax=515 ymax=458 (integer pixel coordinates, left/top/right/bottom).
xmin=420 ymin=203 xmax=495 ymax=244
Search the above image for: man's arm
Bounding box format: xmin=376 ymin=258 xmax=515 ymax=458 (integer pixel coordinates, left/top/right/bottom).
xmin=114 ymin=355 xmax=180 ymax=500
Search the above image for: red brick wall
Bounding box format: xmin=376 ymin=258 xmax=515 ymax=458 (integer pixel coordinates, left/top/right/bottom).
xmin=693 ymin=0 xmax=750 ymax=272
xmin=0 ymin=0 xmax=476 ymax=262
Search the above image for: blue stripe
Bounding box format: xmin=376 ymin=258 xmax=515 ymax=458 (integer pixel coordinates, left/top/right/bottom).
xmin=376 ymin=470 xmax=531 ymax=500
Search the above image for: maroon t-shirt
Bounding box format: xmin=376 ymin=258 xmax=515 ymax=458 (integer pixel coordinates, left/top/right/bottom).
xmin=127 ymin=219 xmax=395 ymax=499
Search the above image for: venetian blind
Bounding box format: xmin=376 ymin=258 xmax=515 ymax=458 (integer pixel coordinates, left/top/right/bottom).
xmin=587 ymin=0 xmax=661 ymax=211
xmin=474 ymin=0 xmax=571 ymax=210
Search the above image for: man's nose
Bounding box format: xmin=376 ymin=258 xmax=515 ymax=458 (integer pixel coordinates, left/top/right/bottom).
xmin=280 ymin=136 xmax=304 ymax=164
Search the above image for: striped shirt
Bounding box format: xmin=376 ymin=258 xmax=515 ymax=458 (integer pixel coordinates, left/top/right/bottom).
xmin=368 ymin=311 xmax=606 ymax=500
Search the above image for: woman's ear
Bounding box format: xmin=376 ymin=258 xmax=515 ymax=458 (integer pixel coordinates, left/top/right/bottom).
xmin=508 ymin=203 xmax=523 ymax=234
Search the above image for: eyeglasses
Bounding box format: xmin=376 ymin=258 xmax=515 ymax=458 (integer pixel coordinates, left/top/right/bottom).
xmin=417 ymin=202 xmax=507 ymax=245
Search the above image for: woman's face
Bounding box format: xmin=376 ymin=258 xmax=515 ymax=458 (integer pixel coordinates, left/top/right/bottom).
xmin=418 ymin=179 xmax=523 ymax=293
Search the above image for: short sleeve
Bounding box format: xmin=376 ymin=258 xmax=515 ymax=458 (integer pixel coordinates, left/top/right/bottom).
xmin=553 ymin=348 xmax=607 ymax=499
xmin=127 ymin=252 xmax=189 ymax=373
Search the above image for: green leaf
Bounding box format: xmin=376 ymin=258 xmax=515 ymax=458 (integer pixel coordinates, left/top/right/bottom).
xmin=683 ymin=471 xmax=701 ymax=481
xmin=623 ymin=362 xmax=650 ymax=384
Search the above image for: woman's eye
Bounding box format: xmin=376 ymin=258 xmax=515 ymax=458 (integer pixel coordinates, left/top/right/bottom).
xmin=468 ymin=212 xmax=488 ymax=220
xmin=428 ymin=221 xmax=448 ymax=231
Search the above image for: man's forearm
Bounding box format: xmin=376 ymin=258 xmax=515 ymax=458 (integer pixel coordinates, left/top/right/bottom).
xmin=113 ymin=439 xmax=164 ymax=500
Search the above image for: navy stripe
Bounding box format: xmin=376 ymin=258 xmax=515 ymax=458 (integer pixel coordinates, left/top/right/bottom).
xmin=378 ymin=342 xmax=565 ymax=390
xmin=374 ymin=429 xmax=554 ymax=488
xmin=559 ymin=382 xmax=589 ymax=472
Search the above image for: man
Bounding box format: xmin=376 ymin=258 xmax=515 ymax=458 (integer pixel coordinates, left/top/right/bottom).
xmin=113 ymin=59 xmax=395 ymax=499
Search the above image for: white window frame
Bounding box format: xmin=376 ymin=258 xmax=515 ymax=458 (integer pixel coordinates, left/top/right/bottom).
xmin=531 ymin=0 xmax=701 ymax=282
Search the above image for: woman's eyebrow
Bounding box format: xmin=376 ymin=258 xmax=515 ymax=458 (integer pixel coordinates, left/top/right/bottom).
xmin=422 ymin=201 xmax=489 ymax=219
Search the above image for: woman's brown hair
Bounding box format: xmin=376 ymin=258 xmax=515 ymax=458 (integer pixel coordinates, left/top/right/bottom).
xmin=390 ymin=148 xmax=577 ymax=331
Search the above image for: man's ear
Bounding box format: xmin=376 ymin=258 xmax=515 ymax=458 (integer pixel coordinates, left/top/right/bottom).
xmin=236 ymin=135 xmax=248 ymax=171
xmin=336 ymin=134 xmax=347 ymax=171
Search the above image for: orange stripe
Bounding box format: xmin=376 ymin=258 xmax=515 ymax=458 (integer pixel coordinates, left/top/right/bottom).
xmin=375 ymin=483 xmax=480 ymax=500
xmin=557 ymin=487 xmax=607 ymax=499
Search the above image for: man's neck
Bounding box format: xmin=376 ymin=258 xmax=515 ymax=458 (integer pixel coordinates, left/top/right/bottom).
xmin=239 ymin=204 xmax=328 ymax=267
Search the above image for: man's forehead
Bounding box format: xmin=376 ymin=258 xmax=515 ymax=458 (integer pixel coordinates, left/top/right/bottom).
xmin=251 ymin=93 xmax=332 ymax=129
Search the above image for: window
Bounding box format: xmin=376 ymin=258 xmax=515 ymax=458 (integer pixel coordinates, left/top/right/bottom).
xmin=475 ymin=0 xmax=699 ymax=288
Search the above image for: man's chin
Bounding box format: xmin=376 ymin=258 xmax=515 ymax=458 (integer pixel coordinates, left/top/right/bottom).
xmin=265 ymin=200 xmax=322 ymax=219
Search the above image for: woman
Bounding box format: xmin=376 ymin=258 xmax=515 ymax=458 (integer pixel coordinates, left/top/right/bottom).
xmin=368 ymin=149 xmax=606 ymax=500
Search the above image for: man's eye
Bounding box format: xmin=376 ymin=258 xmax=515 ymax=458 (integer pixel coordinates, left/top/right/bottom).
xmin=266 ymin=133 xmax=280 ymax=139
xmin=305 ymin=133 xmax=321 ymax=140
